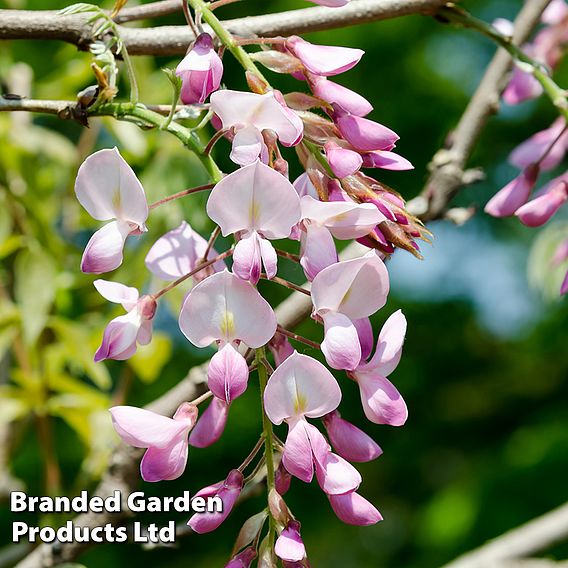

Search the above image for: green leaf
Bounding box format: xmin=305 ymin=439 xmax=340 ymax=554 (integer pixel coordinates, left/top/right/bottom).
xmin=0 ymin=386 xmax=32 ymax=423
xmin=128 ymin=332 xmax=173 ymax=383
xmin=14 ymin=247 xmax=56 ymax=346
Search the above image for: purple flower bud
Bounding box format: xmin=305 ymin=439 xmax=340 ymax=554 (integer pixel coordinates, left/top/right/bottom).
xmin=176 ymin=33 xmax=223 ymax=104
xmin=328 ymin=491 xmax=382 ymax=525
xmin=188 ymin=469 xmax=244 ymax=533
xmin=275 ymin=521 xmax=306 ymax=563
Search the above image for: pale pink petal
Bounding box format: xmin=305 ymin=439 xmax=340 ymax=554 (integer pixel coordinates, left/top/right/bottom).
xmin=299 ymin=223 xmax=338 ymax=281
xmin=188 ymin=469 xmax=244 ymax=533
xmin=300 ymin=195 xmax=384 ymax=239
xmin=322 ymin=410 xmax=382 ymax=462
xmin=259 ymin=237 xmax=278 ymax=279
xmin=81 ymin=220 xmax=131 ymax=274
xmin=233 ymin=231 xmax=263 ymax=284
xmin=311 ymin=251 xmax=390 ymax=320
xmin=353 ymin=317 xmax=373 ymax=362
xmin=179 ymin=270 xmax=277 ymax=347
xmin=503 ymin=67 xmax=543 ymax=105
xmin=364 ymin=309 xmax=407 ymax=375
xmin=321 ymin=311 xmax=362 ymax=371
xmin=275 ymin=460 xmax=292 ymax=495
xmin=311 ymin=76 xmax=372 ymax=116
xmin=94 ymin=310 xmax=142 ymax=362
xmin=485 ymin=166 xmax=540 ymax=217
xmin=109 ymin=405 xmax=188 ymax=449
xmin=207 ymin=160 xmax=301 ymax=239
xmin=210 ymin=90 xmax=303 ymax=147
xmin=207 ymin=343 xmax=249 ymax=403
xmin=264 ymin=352 xmax=342 ymax=424
xmin=515 ymin=181 xmax=568 ymax=227
xmin=324 ymin=141 xmax=362 ymax=178
xmin=230 ymin=125 xmax=266 ymax=166
xmin=287 ymin=36 xmax=364 ymax=76
xmin=282 ymin=418 xmax=314 ymax=483
xmin=189 ymin=397 xmax=230 ymax=448
xmin=328 ymin=491 xmax=383 ymax=525
xmin=362 ymin=150 xmax=414 ymax=171
xmin=308 ymin=422 xmax=361 ymax=494
xmin=137 ymin=319 xmax=153 ymax=346
xmin=140 ymin=435 xmax=189 ymax=482
xmin=93 ymin=279 xmax=139 ymax=310
xmin=293 ymin=172 xmax=319 ymax=199
xmin=275 ymin=521 xmax=306 ymax=562
xmin=356 ymin=372 xmax=408 ymax=426
xmin=145 ymin=221 xmax=224 ymax=281
xmin=75 ymin=147 xmax=148 ymax=225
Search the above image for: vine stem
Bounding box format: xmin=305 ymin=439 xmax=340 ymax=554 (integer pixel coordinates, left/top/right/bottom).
xmin=87 ymin=101 xmax=223 ymax=182
xmin=149 ymin=182 xmax=215 ymax=209
xmin=439 ymin=4 xmax=568 ymax=120
xmin=256 ymin=346 xmax=277 ymax=550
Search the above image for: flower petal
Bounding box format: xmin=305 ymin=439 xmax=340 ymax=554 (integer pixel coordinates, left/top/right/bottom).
xmin=364 ymin=309 xmax=407 ymax=375
xmin=321 ymin=311 xmax=362 ymax=371
xmin=207 ymin=343 xmax=249 ymax=403
xmin=275 ymin=521 xmax=306 ymax=562
xmin=264 ymin=352 xmax=342 ymax=424
xmin=356 ymin=372 xmax=408 ymax=426
xmin=233 ymin=231 xmax=263 ymax=284
xmin=311 ymin=76 xmax=372 ymax=116
xmin=230 ymin=125 xmax=266 ymax=166
xmin=207 ymin=160 xmax=301 ymax=239
xmin=189 ymin=397 xmax=230 ymax=448
xmin=75 ymin=147 xmax=148 ymax=225
xmin=179 ymin=270 xmax=277 ymax=347
xmin=328 ymin=491 xmax=383 ymax=525
xmin=311 ymin=251 xmax=390 ymax=320
xmin=282 ymin=418 xmax=314 ymax=483
xmin=81 ymin=220 xmax=132 ymax=274
xmin=94 ymin=310 xmax=142 ymax=362
xmin=140 ymin=435 xmax=189 ymax=482
xmin=109 ymin=405 xmax=188 ymax=449
xmin=300 ymin=223 xmax=338 ymax=281
xmin=93 ymin=279 xmax=139 ymax=311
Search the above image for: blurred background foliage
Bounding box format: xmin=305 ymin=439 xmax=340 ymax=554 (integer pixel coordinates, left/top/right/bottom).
xmin=0 ymin=0 xmax=567 ymax=566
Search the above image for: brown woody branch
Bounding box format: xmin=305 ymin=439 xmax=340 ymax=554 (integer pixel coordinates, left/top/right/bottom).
xmin=0 ymin=0 xmax=448 ymax=55
xmin=410 ymin=0 xmax=552 ymax=221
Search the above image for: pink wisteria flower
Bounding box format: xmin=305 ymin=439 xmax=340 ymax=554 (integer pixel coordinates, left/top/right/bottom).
xmin=349 ymin=309 xmax=408 ymax=426
xmin=207 ymin=160 xmax=301 ymax=283
xmin=176 ymin=32 xmax=223 ymax=104
xmin=179 ymin=270 xmax=277 ymax=403
xmin=509 ymin=118 xmax=568 ymax=172
xmin=311 ymin=251 xmax=390 ymax=370
xmin=322 ymin=410 xmax=382 ymax=462
xmin=189 ymin=397 xmax=230 ymax=448
xmin=145 ymin=220 xmax=225 ymax=282
xmin=210 ymin=90 xmax=303 ymax=165
xmin=484 ymin=165 xmax=540 ymax=217
xmin=310 ymin=76 xmax=373 ymax=116
xmin=286 ymin=36 xmax=364 ymax=76
xmin=515 ymin=176 xmax=568 ymax=227
xmin=188 ymin=469 xmax=244 ymax=533
xmin=275 ymin=521 xmax=306 ymax=564
xmin=75 ymin=148 xmax=148 ymax=274
xmin=299 ymin=195 xmax=384 ymax=279
xmin=263 ymin=352 xmax=361 ymax=495
xmin=225 ymin=547 xmax=257 ymax=568
xmin=328 ymin=491 xmax=383 ymax=526
xmin=109 ymin=403 xmax=197 ymax=482
xmin=93 ymin=280 xmax=156 ymax=362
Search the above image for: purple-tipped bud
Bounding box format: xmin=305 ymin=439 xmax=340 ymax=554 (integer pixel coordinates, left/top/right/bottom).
xmin=484 ymin=164 xmax=540 ymax=217
xmin=188 ymin=469 xmax=244 ymax=533
xmin=322 ymin=410 xmax=382 ymax=462
xmin=275 ymin=460 xmax=293 ymax=495
xmin=208 ymin=343 xmax=250 ymax=403
xmin=176 ymin=33 xmax=223 ymax=104
xmin=515 ymin=181 xmax=568 ymax=227
xmin=334 ymin=109 xmax=399 ymax=152
xmin=225 ymin=547 xmax=257 ymax=568
xmin=275 ymin=521 xmax=306 ymax=563
xmin=324 ymin=140 xmax=363 ymax=178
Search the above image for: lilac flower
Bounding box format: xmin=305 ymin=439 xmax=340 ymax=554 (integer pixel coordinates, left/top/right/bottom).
xmin=207 ymin=160 xmax=301 ymax=283
xmin=176 ymin=33 xmax=223 ymax=104
xmin=179 ymin=270 xmax=277 ymax=403
xmin=109 ymin=403 xmax=197 ymax=482
xmin=93 ymin=280 xmax=156 ymax=362
xmin=311 ymin=251 xmax=390 ymax=370
xmin=75 ymin=148 xmax=148 ymax=273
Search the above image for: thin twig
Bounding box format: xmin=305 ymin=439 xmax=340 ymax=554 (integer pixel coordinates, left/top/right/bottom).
xmin=277 ymin=325 xmax=321 ymax=350
xmin=265 ymin=275 xmax=311 ymax=296
xmin=148 ymin=183 xmax=215 ymax=209
xmin=0 ymin=0 xmax=449 ymax=56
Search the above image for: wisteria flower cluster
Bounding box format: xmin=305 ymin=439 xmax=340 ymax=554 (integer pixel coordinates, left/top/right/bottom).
xmin=486 ymin=0 xmax=568 ymax=296
xmin=74 ymin=0 xmax=422 ymax=564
